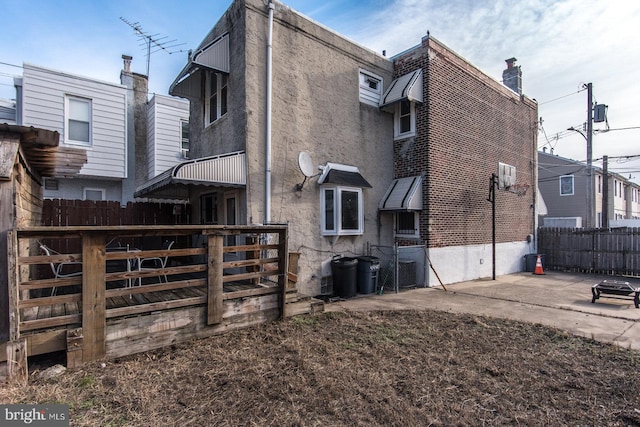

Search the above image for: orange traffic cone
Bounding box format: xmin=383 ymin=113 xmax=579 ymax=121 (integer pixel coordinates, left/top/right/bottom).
xmin=533 ymin=255 xmax=545 ymax=275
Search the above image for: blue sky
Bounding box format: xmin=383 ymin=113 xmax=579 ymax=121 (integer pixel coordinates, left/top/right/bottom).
xmin=2 ymin=0 xmax=640 ymax=180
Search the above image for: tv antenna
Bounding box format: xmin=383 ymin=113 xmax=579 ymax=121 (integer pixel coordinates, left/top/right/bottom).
xmin=120 ymin=17 xmax=186 ymax=77
xmin=296 ymin=151 xmax=321 ymax=191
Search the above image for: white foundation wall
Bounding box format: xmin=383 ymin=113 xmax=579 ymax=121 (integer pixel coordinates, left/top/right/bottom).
xmin=426 ymin=241 xmax=533 ymax=286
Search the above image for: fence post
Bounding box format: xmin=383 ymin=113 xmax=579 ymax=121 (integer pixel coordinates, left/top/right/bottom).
xmin=207 ymin=234 xmax=224 ymax=325
xmin=278 ymin=228 xmax=288 ymax=320
xmin=6 ymin=230 xmax=27 ymax=384
xmin=82 ymin=232 xmax=106 ymax=363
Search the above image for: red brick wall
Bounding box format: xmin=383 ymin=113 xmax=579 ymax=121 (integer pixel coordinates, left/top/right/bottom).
xmin=393 ymin=37 xmax=538 ymax=248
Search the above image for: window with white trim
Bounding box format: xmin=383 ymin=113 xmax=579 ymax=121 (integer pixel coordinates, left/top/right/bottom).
xmin=65 ymin=95 xmax=92 ymax=146
xmin=395 ymin=212 xmax=419 ymax=238
xmin=321 ymin=187 xmax=364 ymax=236
xmin=205 ymin=71 xmax=228 ymax=126
xmin=559 ymin=175 xmax=574 ymax=196
xmin=83 ymin=187 xmax=104 ymax=201
xmin=359 ymin=69 xmax=382 ymax=106
xmin=394 ymin=99 xmax=415 ymax=139
xmin=180 ymin=119 xmax=190 ymax=158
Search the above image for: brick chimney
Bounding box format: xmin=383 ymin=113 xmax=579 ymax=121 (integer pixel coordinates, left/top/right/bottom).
xmin=502 ymin=57 xmax=522 ymax=95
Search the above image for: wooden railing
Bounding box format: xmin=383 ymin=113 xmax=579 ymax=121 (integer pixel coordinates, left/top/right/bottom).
xmin=7 ymin=225 xmax=288 ymax=368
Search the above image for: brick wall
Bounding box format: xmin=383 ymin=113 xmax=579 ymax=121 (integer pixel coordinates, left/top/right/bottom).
xmin=393 ymin=37 xmax=538 ymax=248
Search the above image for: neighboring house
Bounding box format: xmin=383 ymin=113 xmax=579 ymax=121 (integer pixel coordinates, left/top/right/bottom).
xmin=136 ymin=0 xmax=538 ymax=295
xmin=0 ymin=98 xmax=15 ymax=124
xmin=13 ymin=59 xmax=189 ymax=205
xmin=146 ymin=94 xmax=190 ymax=179
xmin=538 ymin=150 xmax=640 ymax=228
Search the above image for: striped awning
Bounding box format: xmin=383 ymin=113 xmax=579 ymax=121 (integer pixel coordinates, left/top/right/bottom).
xmin=170 ymin=33 xmax=230 ymax=99
xmin=134 ymin=151 xmax=245 ymax=200
xmin=379 ymin=69 xmax=423 ymax=108
xmin=379 ymin=175 xmax=423 ymax=211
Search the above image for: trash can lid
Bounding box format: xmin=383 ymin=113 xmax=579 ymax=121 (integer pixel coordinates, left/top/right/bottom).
xmin=357 ymin=256 xmax=379 ymax=262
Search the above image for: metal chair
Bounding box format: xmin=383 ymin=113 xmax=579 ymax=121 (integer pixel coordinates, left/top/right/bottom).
xmin=39 ymin=244 xmax=82 ymax=296
xmin=137 ymin=240 xmax=174 ymax=285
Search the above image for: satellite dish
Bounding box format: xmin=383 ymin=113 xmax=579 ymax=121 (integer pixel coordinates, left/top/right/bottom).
xmin=298 ymin=151 xmax=315 ymax=177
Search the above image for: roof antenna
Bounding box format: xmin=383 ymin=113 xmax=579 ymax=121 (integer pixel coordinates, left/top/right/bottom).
xmin=120 ymin=17 xmax=186 ymax=77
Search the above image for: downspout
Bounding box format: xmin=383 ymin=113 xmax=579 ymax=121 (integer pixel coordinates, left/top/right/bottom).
xmin=265 ymin=0 xmax=274 ymax=224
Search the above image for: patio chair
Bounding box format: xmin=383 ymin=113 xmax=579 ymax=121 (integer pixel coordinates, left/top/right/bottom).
xmin=137 ymin=240 xmax=174 ymax=285
xmin=39 ymin=244 xmax=83 ymax=296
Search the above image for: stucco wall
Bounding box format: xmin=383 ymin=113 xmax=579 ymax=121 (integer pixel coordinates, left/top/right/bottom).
xmin=242 ymin=0 xmax=396 ymax=295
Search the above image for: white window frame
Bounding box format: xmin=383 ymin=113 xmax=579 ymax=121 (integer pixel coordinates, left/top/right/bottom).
xmin=559 ymin=175 xmax=574 ymax=196
xmin=359 ymin=69 xmax=383 ymax=107
xmin=205 ymin=71 xmax=228 ymax=127
xmin=321 ymin=186 xmax=364 ymax=236
xmin=394 ymin=99 xmax=416 ymax=139
xmin=65 ymin=95 xmax=92 ymax=146
xmin=83 ymin=187 xmax=105 ymax=201
xmin=180 ymin=119 xmax=190 ymax=159
xmin=395 ymin=212 xmax=420 ymax=239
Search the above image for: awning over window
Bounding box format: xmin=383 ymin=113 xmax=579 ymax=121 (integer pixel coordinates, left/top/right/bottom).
xmin=379 ymin=175 xmax=423 ymax=211
xmin=317 ymin=162 xmax=372 ymax=188
xmin=379 ymin=69 xmax=423 ymax=108
xmin=169 ymin=33 xmax=230 ymax=99
xmin=134 ymin=151 xmax=245 ymax=200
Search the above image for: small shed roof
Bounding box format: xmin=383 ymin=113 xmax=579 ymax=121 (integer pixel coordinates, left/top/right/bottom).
xmin=0 ymin=124 xmax=87 ymax=177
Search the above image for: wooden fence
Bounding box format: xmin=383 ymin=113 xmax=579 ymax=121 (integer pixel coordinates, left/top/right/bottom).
xmin=538 ymin=227 xmax=640 ymax=276
xmin=3 ymin=225 xmax=290 ymax=382
xmin=42 ymin=199 xmax=189 ymax=226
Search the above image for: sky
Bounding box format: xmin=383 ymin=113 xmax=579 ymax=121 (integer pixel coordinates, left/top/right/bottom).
xmin=1 ymin=0 xmax=639 ymax=181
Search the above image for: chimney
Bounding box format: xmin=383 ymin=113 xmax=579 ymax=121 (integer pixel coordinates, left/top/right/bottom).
xmin=502 ymin=57 xmax=522 ymax=95
xmin=122 ymin=55 xmax=133 ymax=74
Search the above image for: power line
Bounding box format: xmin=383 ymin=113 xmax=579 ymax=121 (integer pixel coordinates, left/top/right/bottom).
xmin=537 ymin=87 xmax=587 ymax=106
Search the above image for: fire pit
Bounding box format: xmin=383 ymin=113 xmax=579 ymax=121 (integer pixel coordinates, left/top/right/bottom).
xmin=591 ymin=280 xmax=640 ymax=308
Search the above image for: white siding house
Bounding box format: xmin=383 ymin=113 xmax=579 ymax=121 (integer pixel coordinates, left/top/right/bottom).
xmin=15 ymin=63 xmax=127 ymax=202
xmin=146 ymin=95 xmax=190 ymax=179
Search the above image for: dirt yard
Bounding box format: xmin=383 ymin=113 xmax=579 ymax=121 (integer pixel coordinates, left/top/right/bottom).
xmin=2 ymin=310 xmax=640 ymax=426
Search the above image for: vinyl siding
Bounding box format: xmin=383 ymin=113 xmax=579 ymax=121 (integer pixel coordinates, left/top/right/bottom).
xmin=21 ymin=64 xmax=127 ymax=179
xmin=147 ymin=95 xmax=189 ymax=178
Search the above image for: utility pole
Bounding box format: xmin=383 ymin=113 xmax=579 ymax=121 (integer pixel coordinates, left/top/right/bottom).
xmin=586 ymin=82 xmax=594 ymax=228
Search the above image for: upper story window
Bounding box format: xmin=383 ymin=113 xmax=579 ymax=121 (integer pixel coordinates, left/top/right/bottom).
xmin=65 ymin=95 xmax=92 ymax=146
xmin=559 ymin=175 xmax=574 ymax=196
xmin=205 ymin=71 xmax=228 ymax=126
xmin=321 ymin=187 xmax=364 ymax=236
xmin=359 ymin=69 xmax=383 ymax=107
xmin=180 ymin=119 xmax=190 ymax=158
xmin=395 ymin=100 xmax=416 ymax=138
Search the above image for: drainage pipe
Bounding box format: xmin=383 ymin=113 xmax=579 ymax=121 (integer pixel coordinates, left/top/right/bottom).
xmin=264 ymin=0 xmax=274 ymax=224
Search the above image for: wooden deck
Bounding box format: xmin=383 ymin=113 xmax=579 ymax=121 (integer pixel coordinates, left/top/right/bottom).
xmin=3 ymin=225 xmax=323 ymax=382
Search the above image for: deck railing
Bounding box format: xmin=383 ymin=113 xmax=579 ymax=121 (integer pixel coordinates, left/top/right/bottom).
xmin=7 ymin=225 xmax=288 ymax=374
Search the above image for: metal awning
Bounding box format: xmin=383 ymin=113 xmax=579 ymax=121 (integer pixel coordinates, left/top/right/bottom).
xmin=379 ymin=69 xmax=423 ymax=108
xmin=134 ymin=151 xmax=246 ymax=200
xmin=317 ymin=162 xmax=372 ymax=188
xmin=170 ymin=33 xmax=230 ymax=99
xmin=379 ymin=175 xmax=423 ymax=211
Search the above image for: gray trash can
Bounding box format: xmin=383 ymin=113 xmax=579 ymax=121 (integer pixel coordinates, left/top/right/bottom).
xmin=357 ymin=256 xmax=380 ymax=294
xmin=331 ymin=256 xmax=358 ymax=298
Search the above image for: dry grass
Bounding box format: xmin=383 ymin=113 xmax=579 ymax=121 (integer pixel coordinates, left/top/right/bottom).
xmin=2 ymin=310 xmax=640 ymax=426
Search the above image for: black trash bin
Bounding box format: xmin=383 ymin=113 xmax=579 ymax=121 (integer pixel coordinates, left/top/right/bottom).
xmin=331 ymin=256 xmax=358 ymax=298
xmin=357 ymin=256 xmax=380 ymax=294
